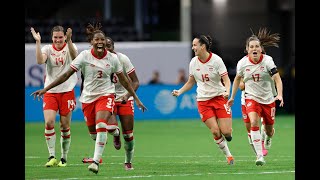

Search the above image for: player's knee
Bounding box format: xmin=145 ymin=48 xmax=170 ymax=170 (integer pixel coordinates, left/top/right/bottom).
xmin=106 ymin=124 xmax=119 ymax=134
xmin=96 ymin=120 xmax=107 ymax=132
xmin=123 ymin=130 xmax=134 ymax=141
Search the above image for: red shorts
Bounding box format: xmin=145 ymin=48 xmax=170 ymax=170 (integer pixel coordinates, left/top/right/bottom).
xmin=82 ymin=95 xmax=115 ymax=126
xmin=241 ymin=105 xmax=250 ymax=123
xmin=114 ymin=100 xmax=134 ymax=116
xmin=197 ymin=95 xmax=232 ymax=122
xmin=43 ymin=89 xmax=76 ymax=116
xmin=245 ymin=99 xmax=276 ymax=125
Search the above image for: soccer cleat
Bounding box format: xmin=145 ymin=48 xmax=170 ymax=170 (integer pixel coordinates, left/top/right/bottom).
xmin=124 ymin=163 xmax=134 ymax=170
xmin=113 ymin=129 xmax=121 ymax=150
xmin=88 ymin=161 xmax=99 ymax=174
xmin=82 ymin=157 xmax=103 ymax=163
xmin=45 ymin=156 xmax=58 ymax=167
xmin=255 ymin=155 xmax=265 ymax=166
xmin=262 ymin=141 xmax=268 ymax=156
xmin=264 ymin=128 xmax=275 ymax=150
xmin=57 ymin=158 xmax=67 ymax=167
xmin=227 ymin=156 xmax=234 ymax=165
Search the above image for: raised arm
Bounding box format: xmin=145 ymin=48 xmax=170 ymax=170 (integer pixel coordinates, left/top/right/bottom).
xmin=30 ymin=27 xmax=47 ymax=64
xmin=65 ymin=28 xmax=78 ymax=60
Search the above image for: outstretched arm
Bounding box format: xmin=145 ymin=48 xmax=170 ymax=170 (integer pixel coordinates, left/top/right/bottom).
xmin=31 ymin=68 xmax=76 ymax=100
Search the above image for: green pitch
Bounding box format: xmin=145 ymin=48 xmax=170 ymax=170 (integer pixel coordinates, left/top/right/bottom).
xmin=25 ymin=115 xmax=295 ymax=180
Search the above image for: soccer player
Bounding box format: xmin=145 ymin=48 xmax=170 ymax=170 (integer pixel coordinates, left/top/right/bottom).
xmin=172 ymin=35 xmax=234 ymax=165
xmin=31 ymin=22 xmax=147 ymax=174
xmin=30 ymin=26 xmax=78 ymax=167
xmin=227 ymin=27 xmax=283 ymax=166
xmin=82 ymin=37 xmax=139 ymax=170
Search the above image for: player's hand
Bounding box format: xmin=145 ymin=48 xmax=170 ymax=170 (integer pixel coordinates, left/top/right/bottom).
xmin=275 ymin=95 xmax=284 ymax=107
xmin=135 ymin=99 xmax=147 ymax=112
xmin=30 ymin=89 xmax=47 ymax=101
xmin=226 ymin=98 xmax=234 ymax=108
xmin=30 ymin=27 xmax=41 ymax=42
xmin=66 ymin=28 xmax=72 ymax=42
xmin=172 ymin=89 xmax=180 ymax=97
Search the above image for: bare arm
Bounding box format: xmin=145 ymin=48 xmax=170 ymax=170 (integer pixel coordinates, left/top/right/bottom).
xmin=226 ymin=74 xmax=242 ymax=107
xmin=30 ymin=27 xmax=47 ymax=64
xmin=272 ymin=73 xmax=284 ymax=107
xmin=31 ymin=68 xmax=76 ymax=99
xmin=221 ymin=74 xmax=231 ymax=99
xmin=66 ymin=28 xmax=78 ymax=60
xmin=122 ymin=71 xmax=140 ymax=102
xmin=117 ymin=72 xmax=147 ymax=112
xmin=172 ymin=75 xmax=196 ymax=96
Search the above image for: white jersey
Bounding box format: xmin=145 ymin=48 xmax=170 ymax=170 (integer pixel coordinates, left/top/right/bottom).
xmin=237 ymin=54 xmax=278 ymax=104
xmin=189 ymin=52 xmax=228 ymax=101
xmin=112 ymin=52 xmax=135 ymax=102
xmin=42 ymin=43 xmax=78 ymax=93
xmin=70 ymin=49 xmax=122 ymax=103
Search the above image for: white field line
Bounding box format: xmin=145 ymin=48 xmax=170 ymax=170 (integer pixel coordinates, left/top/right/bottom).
xmin=25 ymin=155 xmax=294 ymax=159
xmin=33 ymin=170 xmax=295 ymax=180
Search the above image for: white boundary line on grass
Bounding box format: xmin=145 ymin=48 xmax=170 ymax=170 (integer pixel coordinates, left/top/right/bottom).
xmin=35 ymin=170 xmax=295 ymax=180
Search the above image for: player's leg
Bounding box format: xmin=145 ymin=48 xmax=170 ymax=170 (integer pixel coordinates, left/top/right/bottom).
xmin=260 ymin=118 xmax=268 ymax=156
xmin=262 ymin=103 xmax=276 ymax=150
xmin=57 ymin=112 xmax=72 ymax=167
xmin=241 ymin=105 xmax=256 ymax=155
xmin=57 ymin=90 xmax=76 ymax=167
xmin=204 ymin=116 xmax=234 ymax=165
xmin=217 ymin=116 xmax=234 ymax=165
xmin=88 ymin=112 xmax=110 ymax=174
xmin=88 ymin=95 xmax=115 ymax=174
xmin=43 ymin=110 xmax=58 ymax=167
xmin=119 ymin=115 xmax=135 ymax=170
xmin=43 ymin=93 xmax=59 ymax=167
xmin=248 ymin=112 xmax=265 ymax=166
xmin=81 ymin=104 xmax=102 ymax=164
xmin=107 ymin=113 xmax=121 ymax=150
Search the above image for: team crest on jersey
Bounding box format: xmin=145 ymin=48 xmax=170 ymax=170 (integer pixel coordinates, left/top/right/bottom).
xmin=196 ymin=68 xmax=200 ymax=71
xmin=243 ymin=114 xmax=247 ymax=119
xmin=209 ymin=67 xmax=213 ymax=71
xmin=260 ymin=66 xmax=265 ymax=71
xmin=90 ymin=64 xmax=95 ymax=67
xmin=51 ymin=53 xmax=56 ymax=56
xmin=62 ymin=51 xmax=66 ymax=55
xmin=246 ymin=68 xmax=250 ymax=71
xmin=106 ymin=64 xmax=110 ymax=68
xmin=247 ymin=102 xmax=252 ymax=107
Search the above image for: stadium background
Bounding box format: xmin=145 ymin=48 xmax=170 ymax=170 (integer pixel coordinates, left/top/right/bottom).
xmin=25 ymin=0 xmax=295 ymax=121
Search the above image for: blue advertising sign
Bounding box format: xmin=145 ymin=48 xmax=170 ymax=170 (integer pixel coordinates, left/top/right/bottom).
xmin=25 ymin=85 xmax=242 ymax=122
